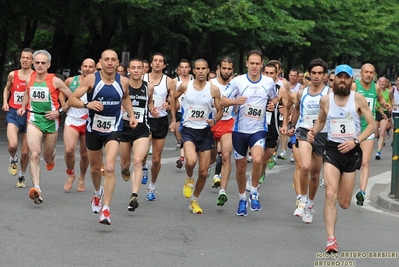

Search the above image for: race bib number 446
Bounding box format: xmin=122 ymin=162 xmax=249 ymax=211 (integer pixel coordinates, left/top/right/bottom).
xmin=30 ymin=87 xmax=49 ymax=102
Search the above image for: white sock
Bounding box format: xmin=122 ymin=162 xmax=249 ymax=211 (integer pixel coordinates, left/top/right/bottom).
xmin=95 ymin=187 xmax=103 ymax=196
xmin=34 ymin=185 xmax=41 ymax=191
xmin=296 ymin=194 xmax=302 ymax=200
xmin=250 ymin=186 xmax=258 ymax=195
xmin=149 ymin=182 xmax=156 ymax=189
xmin=307 ymin=200 xmax=314 ymax=208
xmin=239 ymin=193 xmax=246 ymax=200
xmin=102 ymin=205 xmax=110 ymax=211
xmin=191 ymin=196 xmax=198 ymax=201
xmin=219 ymin=189 xmax=226 ymax=195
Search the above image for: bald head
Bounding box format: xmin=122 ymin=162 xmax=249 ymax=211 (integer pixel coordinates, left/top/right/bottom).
xmin=361 ymin=63 xmax=375 ymax=72
xmin=101 ymin=49 xmax=118 ymax=60
xmin=100 ymin=49 xmax=119 ymax=75
xmin=81 ymin=58 xmax=95 ymax=77
xmin=360 ymin=63 xmax=375 ymax=84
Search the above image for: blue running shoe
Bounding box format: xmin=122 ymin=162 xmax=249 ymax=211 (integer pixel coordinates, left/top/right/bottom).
xmin=249 ymin=192 xmax=261 ymax=211
xmin=142 ymin=167 xmax=148 ymax=184
xmin=146 ymin=189 xmax=156 ymax=201
xmin=236 ymin=199 xmax=248 ymax=216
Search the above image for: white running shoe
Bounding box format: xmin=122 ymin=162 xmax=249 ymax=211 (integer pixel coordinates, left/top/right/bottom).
xmin=294 ymin=200 xmax=306 ymax=217
xmin=302 ymin=206 xmax=315 ymax=224
xmin=91 ymin=186 xmax=103 ymax=213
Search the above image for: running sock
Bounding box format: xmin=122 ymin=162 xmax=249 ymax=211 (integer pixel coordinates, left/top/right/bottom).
xmin=34 ymin=185 xmax=41 ymax=191
xmin=239 ymin=193 xmax=246 ymax=200
xmin=149 ymin=182 xmax=156 ymax=189
xmin=215 ymin=152 xmax=222 ymax=175
xmin=95 ymin=187 xmax=103 ymax=196
xmin=102 ymin=205 xmax=110 ymax=211
xmin=219 ymin=189 xmax=226 ymax=195
xmin=191 ymin=196 xmax=198 ymax=201
xmin=296 ymin=194 xmax=302 ymax=200
xmin=307 ymin=200 xmax=314 ymax=208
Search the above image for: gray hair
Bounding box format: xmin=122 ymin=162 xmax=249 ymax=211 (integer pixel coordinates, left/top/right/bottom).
xmin=33 ymin=50 xmax=52 ymax=62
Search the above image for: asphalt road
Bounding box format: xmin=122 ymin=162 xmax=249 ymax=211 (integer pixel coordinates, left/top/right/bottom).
xmin=0 ymin=120 xmax=398 ymax=267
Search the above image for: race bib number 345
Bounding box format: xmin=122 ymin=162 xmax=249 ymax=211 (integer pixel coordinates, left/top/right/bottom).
xmin=92 ymin=114 xmax=116 ymax=133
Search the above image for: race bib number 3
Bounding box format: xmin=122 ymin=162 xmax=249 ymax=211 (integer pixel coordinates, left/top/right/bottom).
xmin=13 ymin=91 xmax=24 ymax=105
xmin=30 ymin=87 xmax=49 ymax=102
xmin=244 ymin=104 xmax=264 ymax=120
xmin=303 ymin=114 xmax=318 ymax=129
xmin=331 ymin=118 xmax=355 ymax=138
xmin=92 ymin=114 xmax=116 ymax=133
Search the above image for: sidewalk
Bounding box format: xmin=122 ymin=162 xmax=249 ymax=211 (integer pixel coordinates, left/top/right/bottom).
xmin=377 ymin=184 xmax=399 ymax=212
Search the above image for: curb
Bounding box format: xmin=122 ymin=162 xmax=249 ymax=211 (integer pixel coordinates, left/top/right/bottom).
xmin=377 ymin=185 xmax=399 ymax=212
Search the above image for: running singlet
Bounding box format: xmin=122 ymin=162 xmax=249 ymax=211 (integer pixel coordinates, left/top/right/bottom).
xmin=355 ymin=80 xmax=377 ymax=131
xmin=375 ymin=88 xmax=390 ymax=112
xmin=86 ymin=72 xmax=123 ymax=135
xmin=327 ymin=91 xmax=361 ymax=143
xmin=296 ymin=85 xmax=329 ymax=132
xmin=123 ymin=81 xmax=149 ymax=126
xmin=181 ymin=80 xmax=212 ymax=129
xmin=393 ymin=87 xmax=399 ymax=114
xmin=67 ymin=75 xmax=89 ymax=120
xmin=27 ymin=74 xmax=60 ymax=118
xmin=9 ymin=70 xmax=35 ymax=109
xmin=143 ymin=73 xmax=169 ymax=118
xmin=176 ymin=76 xmax=193 ymax=113
xmin=211 ymin=78 xmax=233 ymax=120
xmin=222 ymin=74 xmax=276 ymax=134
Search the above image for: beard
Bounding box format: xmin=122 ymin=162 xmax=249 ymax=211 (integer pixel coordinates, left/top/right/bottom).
xmin=333 ymin=84 xmax=350 ymax=96
xmin=220 ymin=73 xmax=232 ymax=81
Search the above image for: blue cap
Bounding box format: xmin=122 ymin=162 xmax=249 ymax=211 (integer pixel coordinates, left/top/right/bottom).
xmin=335 ymin=64 xmax=353 ymax=77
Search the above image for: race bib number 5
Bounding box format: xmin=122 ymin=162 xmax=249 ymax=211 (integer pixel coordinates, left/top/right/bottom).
xmin=92 ymin=114 xmax=116 ymax=133
xmin=303 ymin=114 xmax=318 ymax=129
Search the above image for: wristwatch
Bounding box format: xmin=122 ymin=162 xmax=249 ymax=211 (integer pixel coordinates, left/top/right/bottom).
xmin=58 ymin=107 xmax=64 ymax=115
xmin=83 ymin=101 xmax=89 ymax=108
xmin=353 ymin=138 xmax=360 ymax=146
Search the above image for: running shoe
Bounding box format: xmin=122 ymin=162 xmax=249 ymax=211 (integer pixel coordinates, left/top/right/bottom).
xmin=148 ymin=145 xmax=152 ymax=155
xmin=29 ymin=188 xmax=43 ymax=204
xmin=211 ymin=174 xmax=221 ymax=188
xmin=183 ymin=178 xmax=194 ymax=198
xmin=325 ymin=236 xmax=338 ymax=254
xmin=176 ymin=156 xmax=184 ymax=169
xmin=121 ymin=167 xmax=131 ymax=182
xmin=236 ymin=199 xmax=248 ymax=216
xmin=99 ymin=208 xmax=111 ymax=225
xmin=277 ymin=150 xmax=287 ymax=160
xmin=302 ymin=205 xmax=315 ymax=224
xmin=294 ymin=200 xmax=306 ymax=217
xmin=320 ymin=177 xmax=325 ymax=188
xmin=290 ymin=153 xmax=295 ymax=162
xmin=189 ymin=200 xmax=203 ymax=214
xmin=375 ymin=152 xmax=381 ymax=160
xmin=9 ymin=156 xmax=18 ymax=176
xmin=259 ymin=172 xmax=266 ymax=184
xmin=46 ymin=161 xmax=55 ymax=171
xmin=91 ymin=186 xmax=103 ymax=213
xmin=16 ymin=175 xmax=26 ymax=188
xmin=249 ymin=192 xmax=261 ymax=211
xmin=246 ymin=155 xmax=252 ymax=163
xmin=127 ymin=195 xmax=139 ymax=211
xmin=356 ymin=190 xmax=365 ymax=206
xmin=217 ymin=192 xmax=228 ymax=206
xmin=146 ymin=188 xmax=156 ymax=201
xmin=267 ymin=155 xmax=276 ymax=169
xmin=142 ymin=167 xmax=148 ymax=184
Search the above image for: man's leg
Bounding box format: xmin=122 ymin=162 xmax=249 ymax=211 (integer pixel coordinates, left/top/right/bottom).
xmin=26 ymin=123 xmax=44 ymax=204
xmin=219 ymin=133 xmax=232 ymax=193
xmin=357 ymin=139 xmax=373 ymax=206
xmin=77 ymin=134 xmax=89 ymax=192
xmin=63 ymin=124 xmax=79 ymax=190
xmin=150 ymin=138 xmax=166 ymax=185
xmin=183 ymin=141 xmax=197 ymax=198
xmin=102 ymin=140 xmax=120 ymax=207
xmin=7 ymin=123 xmax=20 ymax=175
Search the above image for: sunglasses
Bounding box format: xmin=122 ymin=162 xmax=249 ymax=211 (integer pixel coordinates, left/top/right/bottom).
xmin=34 ymin=61 xmax=47 ymax=65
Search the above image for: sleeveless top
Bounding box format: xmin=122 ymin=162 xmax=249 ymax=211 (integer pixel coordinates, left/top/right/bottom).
xmin=327 ymin=91 xmax=361 ymax=143
xmin=143 ymin=73 xmax=168 ymax=118
xmin=123 ymin=81 xmax=149 ymax=128
xmin=86 ymin=72 xmax=123 ymax=135
xmin=9 ymin=70 xmax=35 ymax=109
xmin=27 ymin=74 xmax=59 ymax=115
xmin=176 ymin=76 xmax=193 ymax=113
xmin=67 ymin=75 xmax=89 ymax=120
xmin=211 ymin=78 xmax=233 ymax=120
xmin=355 ymin=80 xmax=377 ymax=131
xmin=375 ymin=88 xmax=390 ymax=111
xmin=181 ymin=80 xmax=212 ymax=129
xmin=297 ymin=85 xmax=329 ymax=132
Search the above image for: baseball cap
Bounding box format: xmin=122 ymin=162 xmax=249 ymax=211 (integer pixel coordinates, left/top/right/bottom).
xmin=335 ymin=64 xmax=353 ymax=77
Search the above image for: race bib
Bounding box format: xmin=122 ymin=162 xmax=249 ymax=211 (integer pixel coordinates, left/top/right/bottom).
xmin=303 ymin=114 xmax=318 ymax=129
xmin=222 ymin=105 xmax=233 ymax=117
xmin=92 ymin=114 xmax=116 ymax=133
xmin=30 ymin=87 xmax=49 ymax=102
xmin=13 ymin=91 xmax=24 ymax=105
xmin=133 ymin=107 xmax=144 ymax=123
xmin=244 ymin=104 xmax=264 ymax=120
xmin=188 ymin=105 xmax=207 ymax=121
xmin=153 ymin=95 xmax=163 ymax=108
xmin=330 ymin=118 xmax=355 ymax=138
xmin=365 ymin=97 xmax=375 ymax=111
